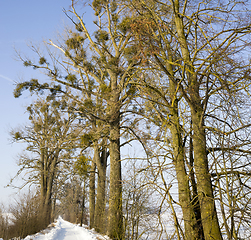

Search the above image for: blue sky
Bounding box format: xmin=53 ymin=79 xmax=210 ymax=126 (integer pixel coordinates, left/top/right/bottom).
xmin=0 ymin=0 xmax=82 ymax=206
xmin=0 ymin=0 xmax=144 ymax=209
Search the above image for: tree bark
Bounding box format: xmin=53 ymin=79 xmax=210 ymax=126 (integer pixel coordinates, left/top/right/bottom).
xmin=80 ymin=178 xmax=87 ymax=227
xmin=89 ymin=155 xmax=96 ymax=229
xmin=164 ymin=41 xmax=202 ymax=239
xmin=107 ymin=72 xmax=123 ymax=239
xmin=172 ymin=1 xmax=223 ymax=238
xmin=191 ymin=105 xmax=222 ymax=240
xmin=169 ymin=107 xmax=201 ymax=240
xmin=94 ymin=141 xmax=107 ymax=233
xmin=107 ymin=119 xmax=123 ymax=239
xmin=189 ymin=123 xmax=204 ymax=239
xmin=39 ymin=151 xmax=58 ymax=227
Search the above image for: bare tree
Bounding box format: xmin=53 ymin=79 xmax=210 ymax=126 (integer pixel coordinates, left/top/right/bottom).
xmin=10 ymin=97 xmax=81 ymax=227
xmin=13 ymin=1 xmax=141 ymax=238
xmin=125 ymin=0 xmax=251 ymax=239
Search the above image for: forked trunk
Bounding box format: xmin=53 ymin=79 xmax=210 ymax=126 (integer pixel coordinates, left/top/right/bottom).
xmin=169 ymin=101 xmax=201 ymax=240
xmin=173 ymin=0 xmax=222 ymax=238
xmin=191 ymin=106 xmax=222 ymax=240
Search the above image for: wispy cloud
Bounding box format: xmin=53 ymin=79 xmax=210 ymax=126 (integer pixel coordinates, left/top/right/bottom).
xmin=0 ymin=74 xmax=15 ymax=84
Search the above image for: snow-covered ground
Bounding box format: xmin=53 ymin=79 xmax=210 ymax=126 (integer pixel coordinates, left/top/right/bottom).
xmin=23 ymin=217 xmax=110 ymax=240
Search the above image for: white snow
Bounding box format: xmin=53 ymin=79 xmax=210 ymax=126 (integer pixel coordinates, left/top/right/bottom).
xmin=24 ymin=216 xmax=110 ymax=240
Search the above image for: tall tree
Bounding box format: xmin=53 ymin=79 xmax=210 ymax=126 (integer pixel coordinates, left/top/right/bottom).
xmin=11 ymin=97 xmax=80 ymax=227
xmin=126 ymin=0 xmax=251 ymax=239
xmin=14 ymin=1 xmax=140 ymax=238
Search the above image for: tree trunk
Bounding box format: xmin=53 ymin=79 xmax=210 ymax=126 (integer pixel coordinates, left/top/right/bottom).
xmin=168 ymin=93 xmax=201 ymax=239
xmin=51 ymin=192 xmax=57 ymax=222
xmin=191 ymin=106 xmax=222 ymax=240
xmin=89 ymin=156 xmax=96 ymax=229
xmin=105 ymin=70 xmax=123 ymax=239
xmin=94 ymin=141 xmax=107 ymax=233
xmin=43 ymin=153 xmax=58 ymax=226
xmin=164 ymin=43 xmax=202 ymax=239
xmin=107 ymin=119 xmax=123 ymax=240
xmin=172 ymin=1 xmax=222 ymax=238
xmin=80 ymin=178 xmax=87 ymax=227
xmin=189 ymin=123 xmax=204 ymax=239
xmin=40 ymin=151 xmax=50 ymax=228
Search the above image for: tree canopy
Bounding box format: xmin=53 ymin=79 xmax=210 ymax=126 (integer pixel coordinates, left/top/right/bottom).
xmin=10 ymin=0 xmax=251 ymax=239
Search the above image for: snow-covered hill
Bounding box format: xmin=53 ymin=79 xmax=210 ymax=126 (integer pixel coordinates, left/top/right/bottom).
xmin=23 ymin=217 xmax=110 ymax=240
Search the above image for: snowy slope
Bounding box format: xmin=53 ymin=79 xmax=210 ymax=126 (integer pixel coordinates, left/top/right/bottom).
xmin=24 ymin=217 xmax=110 ymax=240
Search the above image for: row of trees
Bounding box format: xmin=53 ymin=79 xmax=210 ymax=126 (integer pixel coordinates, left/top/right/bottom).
xmin=10 ymin=0 xmax=251 ymax=239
